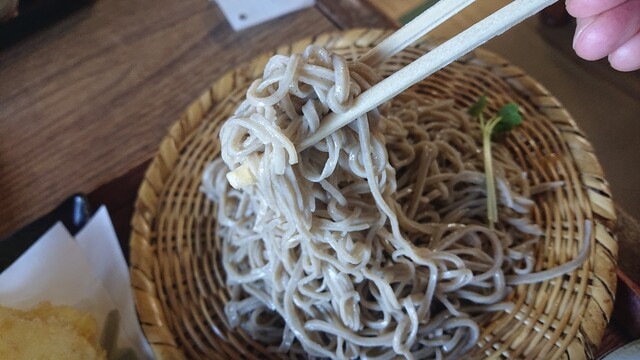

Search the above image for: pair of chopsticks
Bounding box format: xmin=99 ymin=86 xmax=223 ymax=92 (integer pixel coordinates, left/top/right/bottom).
xmin=299 ymin=0 xmax=558 ymax=150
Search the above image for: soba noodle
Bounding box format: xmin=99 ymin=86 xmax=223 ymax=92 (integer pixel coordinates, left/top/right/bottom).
xmin=200 ymin=45 xmax=587 ymax=359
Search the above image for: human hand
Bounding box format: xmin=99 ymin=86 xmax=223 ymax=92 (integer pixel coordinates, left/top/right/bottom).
xmin=566 ymin=0 xmax=640 ymax=71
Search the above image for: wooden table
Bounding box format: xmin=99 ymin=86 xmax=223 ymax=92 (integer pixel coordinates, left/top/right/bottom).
xmin=0 ymin=0 xmax=384 ymax=237
xmin=1 ymin=0 xmax=638 ymax=358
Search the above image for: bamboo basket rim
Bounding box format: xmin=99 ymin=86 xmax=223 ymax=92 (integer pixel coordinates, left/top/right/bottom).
xmin=129 ymin=28 xmax=618 ymax=360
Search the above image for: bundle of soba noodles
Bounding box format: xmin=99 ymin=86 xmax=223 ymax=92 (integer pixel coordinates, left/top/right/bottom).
xmin=201 ymin=45 xmax=588 ymax=359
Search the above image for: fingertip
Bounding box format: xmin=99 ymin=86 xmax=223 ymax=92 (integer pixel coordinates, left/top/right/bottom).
xmin=573 ymin=17 xmax=606 ymax=61
xmin=566 ymin=0 xmax=583 ymax=17
xmin=573 ymin=2 xmax=640 ymax=62
xmin=609 ymin=33 xmax=640 ymax=72
xmin=566 ymin=0 xmax=627 ymax=18
xmin=608 ymin=60 xmax=638 ymax=72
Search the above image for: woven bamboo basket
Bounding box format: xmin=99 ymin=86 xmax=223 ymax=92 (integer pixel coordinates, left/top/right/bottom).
xmin=129 ymin=29 xmax=618 ymax=360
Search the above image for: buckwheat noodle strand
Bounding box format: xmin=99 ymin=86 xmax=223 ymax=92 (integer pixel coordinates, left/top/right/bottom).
xmin=200 ymin=45 xmax=587 ymax=360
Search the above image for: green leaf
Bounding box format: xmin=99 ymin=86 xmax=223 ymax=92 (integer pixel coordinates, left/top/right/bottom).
xmin=493 ymin=102 xmax=522 ymax=133
xmin=468 ymin=95 xmax=488 ymax=118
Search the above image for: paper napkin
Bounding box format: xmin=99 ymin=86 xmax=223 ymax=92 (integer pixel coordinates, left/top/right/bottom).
xmin=0 ymin=206 xmax=153 ymax=360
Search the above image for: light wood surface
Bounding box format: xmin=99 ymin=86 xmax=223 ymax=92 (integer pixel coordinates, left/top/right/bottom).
xmin=368 ymin=0 xmax=511 ymax=32
xmin=366 ymin=0 xmax=425 ymax=23
xmin=0 ymin=0 xmax=337 ymax=237
xmin=423 ymin=1 xmax=511 ymax=38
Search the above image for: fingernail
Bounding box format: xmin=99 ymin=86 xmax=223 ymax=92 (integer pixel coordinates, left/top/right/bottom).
xmin=573 ymin=16 xmax=596 ymax=49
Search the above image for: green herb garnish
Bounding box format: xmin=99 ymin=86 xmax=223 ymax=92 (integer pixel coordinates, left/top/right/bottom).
xmin=494 ymin=103 xmax=523 ymax=133
xmin=469 ymin=96 xmax=523 ymax=228
xmin=467 ymin=94 xmax=488 ymax=118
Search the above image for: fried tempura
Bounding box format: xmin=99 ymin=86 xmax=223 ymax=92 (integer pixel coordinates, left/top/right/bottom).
xmin=0 ymin=302 xmax=105 ymax=360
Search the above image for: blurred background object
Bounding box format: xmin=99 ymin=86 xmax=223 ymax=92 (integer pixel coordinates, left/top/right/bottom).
xmin=0 ymin=0 xmax=93 ymax=48
xmin=0 ymin=0 xmax=18 ymax=22
xmin=540 ymin=1 xmax=570 ymax=27
xmin=213 ymin=0 xmax=315 ymax=31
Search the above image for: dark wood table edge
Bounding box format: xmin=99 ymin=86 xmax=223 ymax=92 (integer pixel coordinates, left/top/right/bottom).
xmin=86 ymin=159 xmax=150 ymax=261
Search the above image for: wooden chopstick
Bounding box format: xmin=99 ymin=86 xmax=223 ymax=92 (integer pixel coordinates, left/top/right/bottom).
xmin=299 ymin=0 xmax=558 ymax=151
xmin=359 ymin=0 xmax=476 ymax=68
